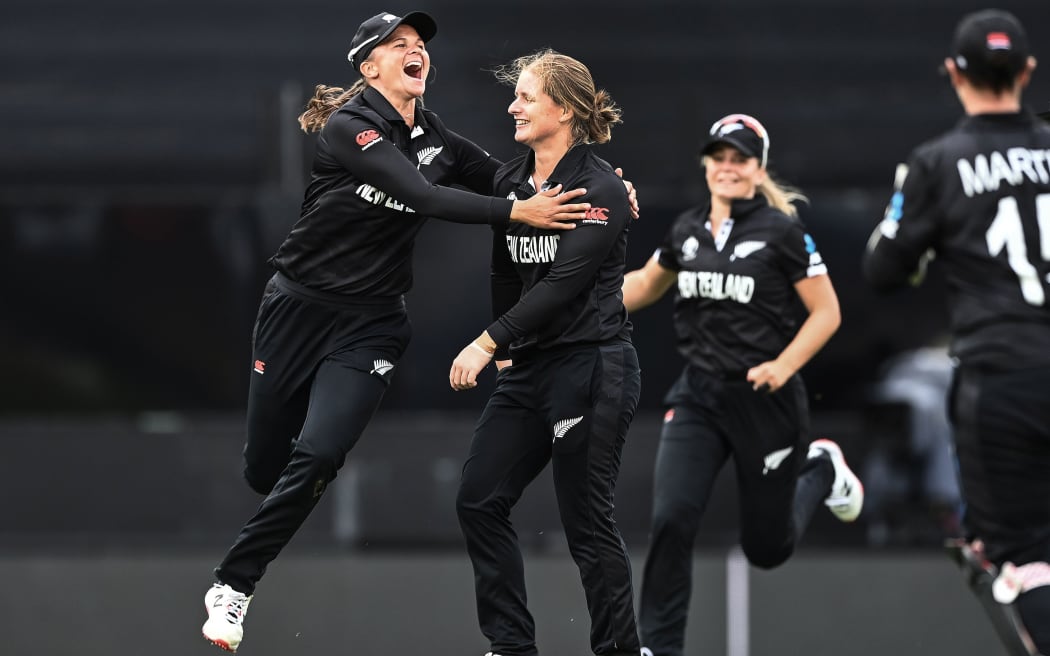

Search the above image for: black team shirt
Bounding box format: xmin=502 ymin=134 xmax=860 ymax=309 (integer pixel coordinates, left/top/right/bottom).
xmin=655 ymin=196 xmax=828 ymax=378
xmin=271 ymin=86 xmax=512 ymax=296
xmin=486 ymin=145 xmax=632 ymax=359
xmin=864 ymin=111 xmax=1050 ymax=370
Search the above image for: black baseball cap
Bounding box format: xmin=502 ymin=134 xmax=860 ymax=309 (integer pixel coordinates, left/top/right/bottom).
xmin=346 ymin=11 xmax=437 ymax=72
xmin=701 ymin=113 xmax=770 ymax=168
xmin=949 ymin=9 xmax=1029 ymax=84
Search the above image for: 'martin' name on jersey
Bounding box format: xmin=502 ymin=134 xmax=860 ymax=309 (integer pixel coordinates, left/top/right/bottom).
xmin=506 ymin=234 xmax=560 ymax=263
xmin=678 ymin=271 xmax=755 ymax=303
xmin=957 ymin=147 xmax=1050 ymax=197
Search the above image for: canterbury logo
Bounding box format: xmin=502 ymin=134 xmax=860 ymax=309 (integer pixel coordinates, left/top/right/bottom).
xmin=762 ymin=446 xmax=793 ymax=474
xmin=356 ymin=129 xmax=381 ymax=148
xmin=552 ymin=416 xmax=583 ymax=442
xmin=370 ymin=359 xmax=394 ymax=376
xmin=253 ymin=359 xmax=266 ymax=374
xmin=582 ymin=207 xmax=609 ymax=221
xmin=416 ymin=146 xmax=443 ymax=168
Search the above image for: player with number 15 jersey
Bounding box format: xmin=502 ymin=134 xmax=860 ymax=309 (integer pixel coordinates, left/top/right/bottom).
xmin=864 ymin=110 xmax=1050 ymax=368
xmin=863 ymin=10 xmax=1050 ymax=653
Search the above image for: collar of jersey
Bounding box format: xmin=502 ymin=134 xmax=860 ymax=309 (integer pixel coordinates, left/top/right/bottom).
xmin=360 ymin=86 xmax=431 ymax=133
xmin=703 ymin=195 xmax=768 ymax=221
xmin=506 ymin=143 xmax=592 ymax=191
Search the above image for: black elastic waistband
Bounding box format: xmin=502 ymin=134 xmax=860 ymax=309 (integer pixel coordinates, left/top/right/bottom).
xmin=511 ymin=338 xmax=632 ymax=362
xmin=688 ymin=364 xmax=750 ymax=382
xmin=274 ymin=273 xmax=405 ymax=311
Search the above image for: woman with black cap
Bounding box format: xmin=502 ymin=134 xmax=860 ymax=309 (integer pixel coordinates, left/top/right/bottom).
xmin=865 ymin=9 xmax=1050 ymax=655
xmin=620 ymin=113 xmax=862 ymax=656
xmin=198 ymin=9 xmax=635 ymax=652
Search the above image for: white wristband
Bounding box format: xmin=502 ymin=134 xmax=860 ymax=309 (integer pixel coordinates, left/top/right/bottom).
xmin=469 ymin=341 xmax=495 ymax=357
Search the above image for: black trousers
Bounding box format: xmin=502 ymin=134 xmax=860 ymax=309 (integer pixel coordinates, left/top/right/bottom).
xmin=215 ymin=274 xmax=411 ymax=594
xmin=951 ymin=365 xmax=1050 ymax=652
xmin=456 ymin=342 xmax=642 ymax=656
xmin=638 ymin=366 xmax=832 ymax=656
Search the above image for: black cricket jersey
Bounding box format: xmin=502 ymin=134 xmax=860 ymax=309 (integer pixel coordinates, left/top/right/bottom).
xmin=270 ymin=86 xmax=512 ymax=296
xmin=486 ymin=144 xmax=632 ymax=359
xmin=864 ymin=110 xmax=1050 ymax=370
xmin=655 ymin=196 xmax=827 ymax=377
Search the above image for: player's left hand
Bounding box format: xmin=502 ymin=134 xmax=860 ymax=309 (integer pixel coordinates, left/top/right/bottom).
xmin=615 ymin=167 xmax=640 ymax=219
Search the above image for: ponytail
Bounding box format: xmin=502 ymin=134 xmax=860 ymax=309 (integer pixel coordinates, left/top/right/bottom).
xmin=297 ymin=80 xmax=368 ymax=133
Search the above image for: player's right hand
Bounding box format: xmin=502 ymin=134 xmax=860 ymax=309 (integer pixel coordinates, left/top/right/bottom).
xmin=511 ymin=184 xmax=589 ymax=230
xmin=450 ymin=341 xmax=493 ymax=391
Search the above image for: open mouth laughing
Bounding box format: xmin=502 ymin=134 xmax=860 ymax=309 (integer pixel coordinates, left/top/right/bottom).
xmin=404 ymin=60 xmax=423 ymax=79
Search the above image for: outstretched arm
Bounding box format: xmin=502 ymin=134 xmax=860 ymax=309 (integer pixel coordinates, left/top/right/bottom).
xmin=509 ymin=184 xmax=590 ymax=230
xmin=326 ymin=112 xmax=589 ymax=229
xmin=622 ymin=252 xmax=676 ymax=312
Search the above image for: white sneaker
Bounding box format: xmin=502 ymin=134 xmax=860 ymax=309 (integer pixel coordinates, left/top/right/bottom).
xmin=203 ymin=583 xmax=252 ymax=652
xmin=808 ymin=438 xmax=864 ymax=522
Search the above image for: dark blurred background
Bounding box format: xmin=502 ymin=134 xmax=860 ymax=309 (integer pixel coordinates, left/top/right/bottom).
xmin=1 ymin=0 xmax=1047 ymax=653
xmin=13 ymin=0 xmax=1042 ymax=417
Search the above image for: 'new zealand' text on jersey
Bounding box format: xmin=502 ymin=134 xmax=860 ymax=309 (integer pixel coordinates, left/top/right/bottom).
xmin=270 ymin=86 xmax=513 ymax=296
xmin=487 ymin=145 xmax=632 ymax=359
xmin=656 ymin=196 xmax=827 ymax=377
xmin=864 ymin=111 xmax=1050 ymax=369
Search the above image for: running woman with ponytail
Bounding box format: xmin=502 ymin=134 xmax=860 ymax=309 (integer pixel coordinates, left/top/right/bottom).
xmin=622 ymin=113 xmax=863 ymax=656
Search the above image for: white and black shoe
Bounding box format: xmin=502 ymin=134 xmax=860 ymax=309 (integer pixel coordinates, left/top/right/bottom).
xmin=202 ymin=582 xmax=252 ymax=652
xmin=808 ymin=438 xmax=864 ymax=522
